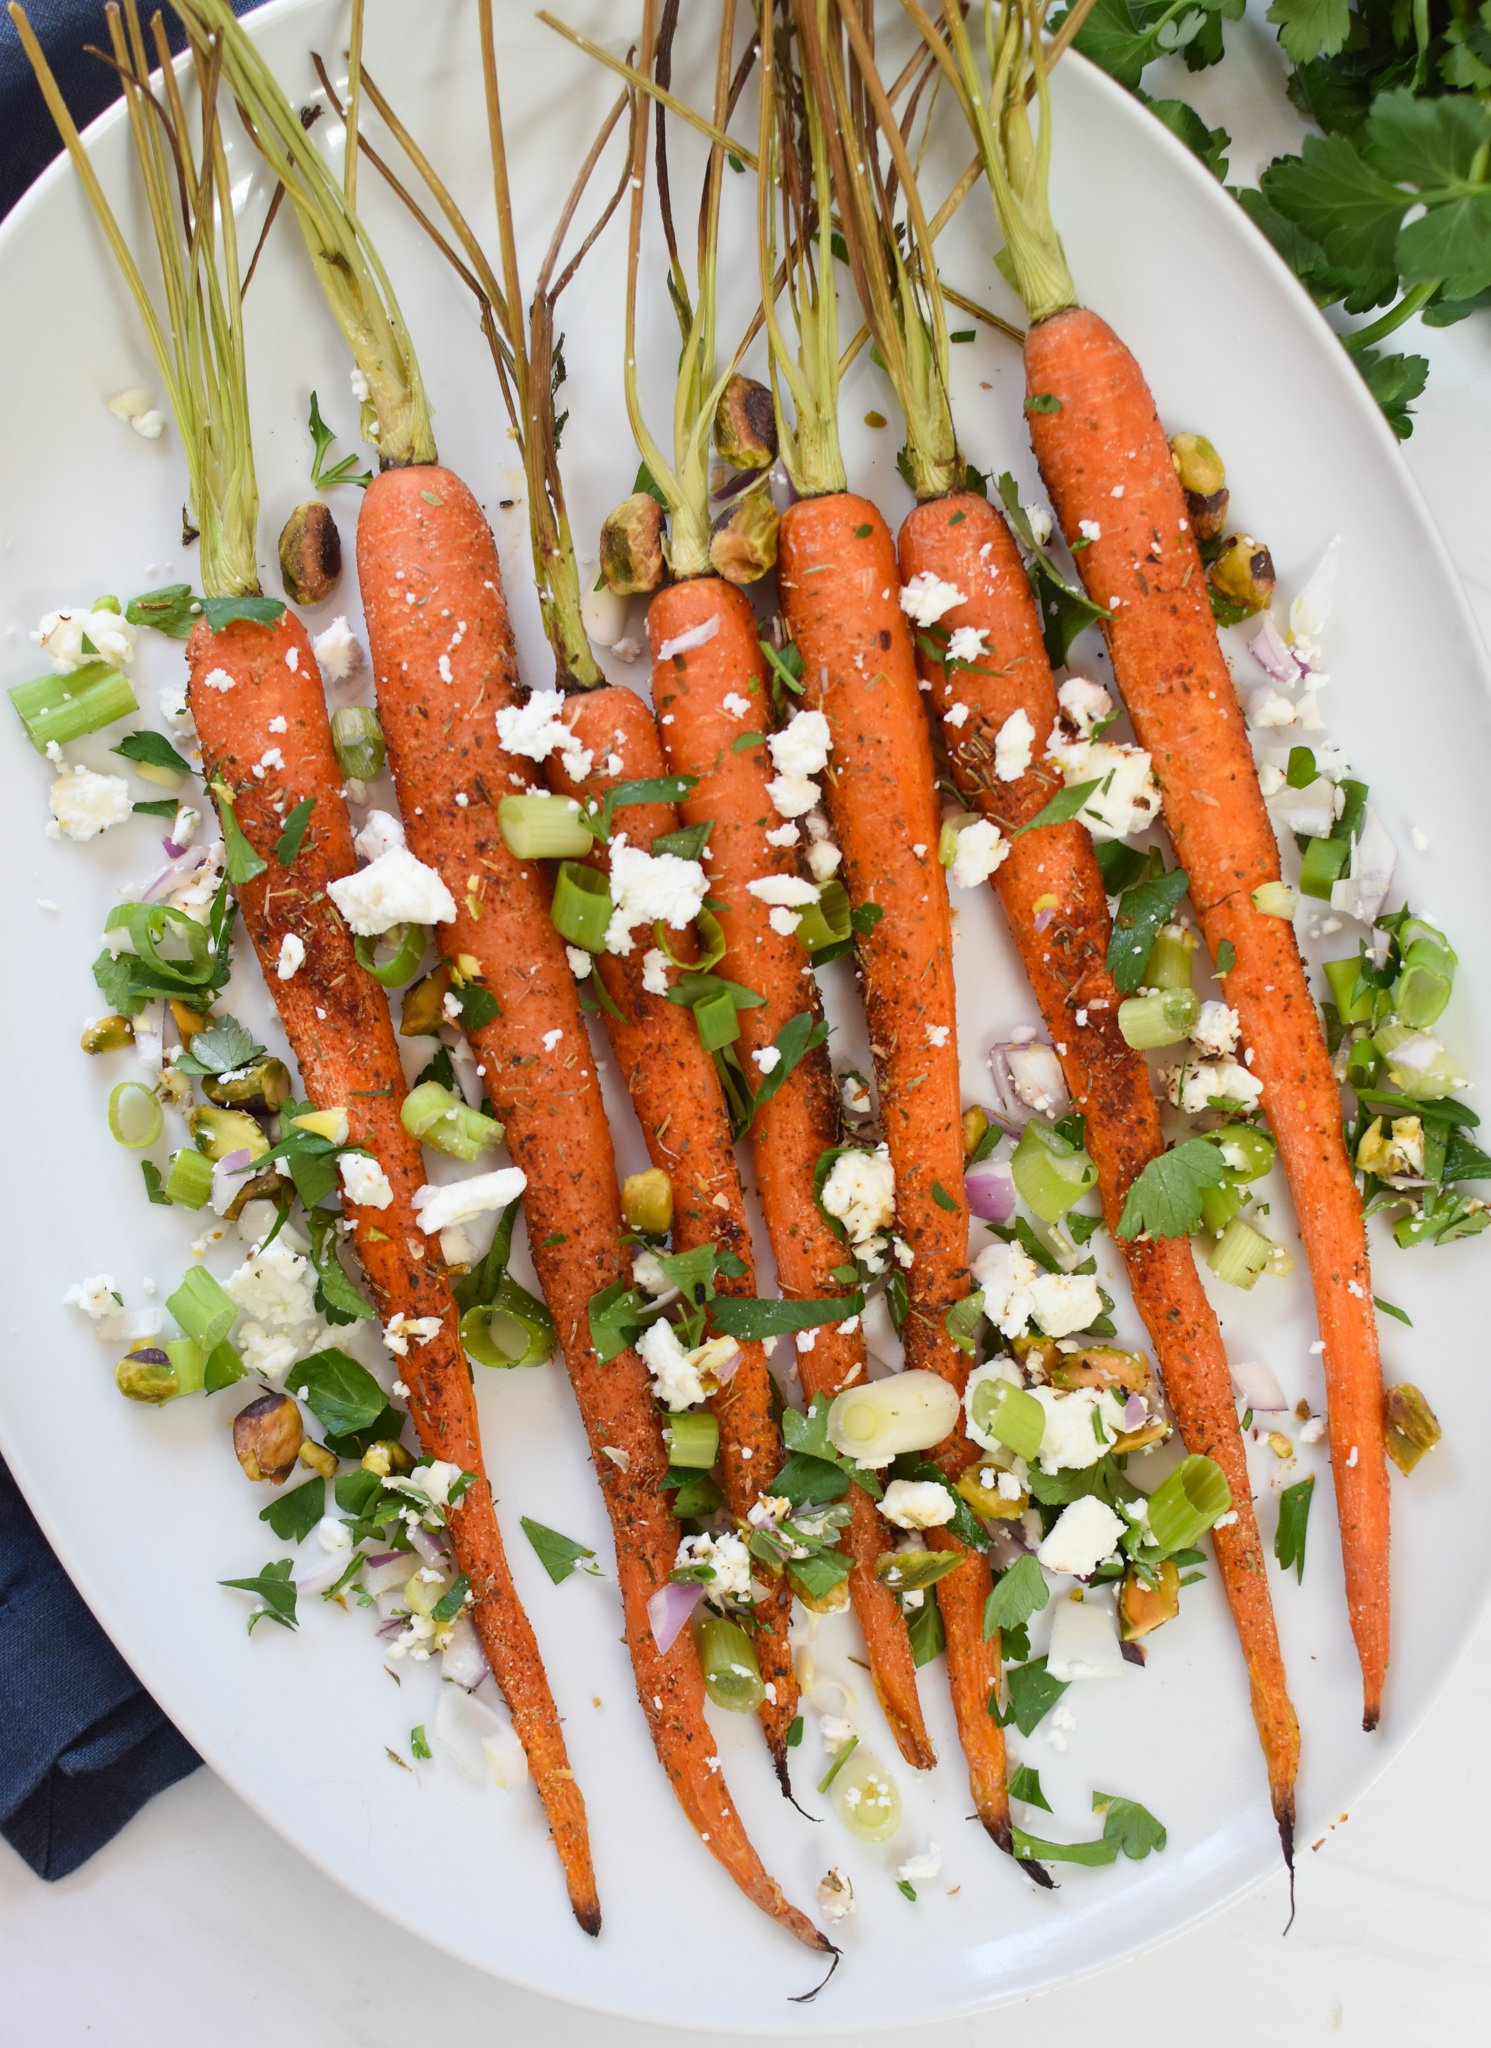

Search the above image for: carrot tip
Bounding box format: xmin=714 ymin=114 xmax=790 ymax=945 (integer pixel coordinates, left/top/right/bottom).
xmin=574 ymin=1902 xmax=603 ymax=1938
xmin=1278 ymin=1811 xmax=1296 ymax=1935
xmin=787 ymin=1943 xmax=841 ymax=2002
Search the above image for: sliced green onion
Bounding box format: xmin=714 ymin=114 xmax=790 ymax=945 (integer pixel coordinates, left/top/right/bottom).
xmin=1371 ymin=1021 xmax=1464 ymax=1102
xmin=498 ymin=792 xmax=593 ymax=860
xmin=651 ymin=906 xmax=727 ymax=974
xmin=1197 ymin=1180 xmax=1245 ymax=1237
xmin=1323 ymin=957 xmax=1374 ymax=1025
xmin=401 ymin=1080 xmax=503 ymax=1160
xmin=970 ymin=1379 xmax=1045 ymax=1462
xmin=664 ymin=1411 xmax=720 ymax=1470
xmin=827 ymin=1742 xmax=902 ymax=1842
xmin=1145 ymin=1453 xmax=1232 ymax=1555
xmin=163 ymin=1338 xmax=207 ymax=1398
xmin=204 ymin=1340 xmax=245 ymax=1392
xmin=1393 ymin=923 xmax=1457 ymax=1029
xmin=793 ymin=878 xmax=852 ymax=954
xmin=694 ymin=1613 xmax=765 ymax=1713
xmin=166 ymin=1266 xmax=237 ymax=1352
xmin=1205 ymin=1214 xmax=1275 ymax=1290
xmin=1117 ymin=988 xmax=1199 ymax=1051
xmin=330 ymin=705 xmax=385 ymax=782
xmin=1298 ymin=835 xmax=1349 ymax=900
xmin=692 ymin=983 xmax=741 ymax=1052
xmin=937 ymin=818 xmax=964 ymax=867
xmin=1010 ymin=1118 xmax=1096 ymax=1222
xmin=1345 ymin=1035 xmax=1383 ymax=1090
xmin=108 ymin=1080 xmax=163 ymax=1149
xmin=103 ymin=902 xmax=213 ymax=988
xmin=353 ymin=923 xmax=428 ymax=988
xmin=9 ymin=660 xmax=137 ymax=752
xmin=551 ymin=861 xmax=613 ymax=951
xmin=817 ymin=1732 xmax=860 ymax=1794
xmin=1141 ymin=925 xmax=1196 ymax=991
xmin=459 ymin=1277 xmax=554 ymax=1369
xmin=1251 ymin=881 xmax=1297 ymax=919
xmin=164 ymin=1147 xmax=214 ymax=1208
xmin=1209 ymin=1124 xmax=1276 ymax=1182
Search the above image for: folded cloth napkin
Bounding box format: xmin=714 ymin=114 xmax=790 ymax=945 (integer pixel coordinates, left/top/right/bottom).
xmin=0 ymin=1459 xmax=200 ymax=1878
xmin=0 ymin=0 xmax=260 ymax=1877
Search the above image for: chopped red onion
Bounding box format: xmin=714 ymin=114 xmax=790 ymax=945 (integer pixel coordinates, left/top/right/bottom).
xmin=294 ymin=1550 xmax=354 ymax=1597
xmin=137 ymin=845 xmax=209 ymax=905
xmin=1329 ymin=805 xmax=1396 ymax=926
xmin=375 ymin=1613 xmax=407 ymax=1639
xmin=711 ymin=1344 xmax=744 ymax=1388
xmin=648 ymin=1578 xmax=704 ymax=1655
xmin=1229 ymin=1357 xmax=1287 ymax=1413
xmin=1032 ymin=904 xmax=1056 ymax=933
xmin=1121 ymin=1391 xmax=1148 ymax=1431
xmin=440 ymin=1613 xmax=491 ymax=1692
xmin=1007 ymin=1042 xmax=1069 ymax=1118
xmin=406 ymin=1523 xmax=449 ymax=1567
xmin=985 ymin=1519 xmax=1035 ymax=1571
xmin=965 ymin=1157 xmax=1017 ymax=1224
xmin=1248 ymin=615 xmax=1306 ymax=688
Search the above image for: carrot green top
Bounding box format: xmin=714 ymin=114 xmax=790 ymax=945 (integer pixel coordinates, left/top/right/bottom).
xmin=177 ymin=0 xmax=437 ymax=473
xmin=11 ymin=0 xmax=262 ymax=598
xmin=916 ymin=0 xmax=1079 ymax=328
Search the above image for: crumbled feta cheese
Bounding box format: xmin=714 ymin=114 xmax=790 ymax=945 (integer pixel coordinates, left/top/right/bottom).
xmin=944 ymin=701 xmax=970 ymax=729
xmin=1298 ymin=1415 xmax=1326 ymax=1445
xmin=328 ymin=846 xmax=457 ymax=935
xmin=394 ymin=1458 xmax=464 ymax=1508
xmin=950 ymin=817 xmax=1009 ymax=889
xmin=47 ymin=762 xmax=131 ymax=842
xmin=276 ymin=932 xmax=306 ymax=981
xmin=881 ymin=1479 xmax=956 ymax=1531
xmin=820 ymin=1144 xmax=895 ymax=1248
xmin=768 ymin=709 xmax=832 ymax=779
xmin=765 ymin=821 xmax=800 ymax=848
xmin=64 ymin=1274 xmax=119 ymax=1320
xmin=1164 ymin=1056 xmax=1264 ymax=1114
xmin=637 ymin=1321 xmax=737 ymax=1409
xmin=565 ymin=944 xmax=593 ymax=980
xmin=353 ymin=809 xmax=406 ymax=863
xmin=674 ymin=1529 xmax=752 ymax=1608
xmin=316 ymin=1516 xmax=352 ymax=1555
xmin=970 ymin=1240 xmax=1040 ymax=1339
xmin=494 ymin=688 xmax=593 ymax=780
xmin=805 ymin=836 xmax=841 ymax=882
xmin=1021 ymin=504 xmax=1053 ymax=546
xmin=632 ymin=1249 xmax=674 ymax=1299
xmin=746 ymin=873 xmax=819 ymax=909
xmin=1051 ymin=738 xmax=1159 ymax=841
xmin=412 ymin=1167 xmax=527 ymax=1235
xmin=171 ymin=805 xmax=199 ymax=847
xmin=32 ymin=607 xmax=134 ymax=674
xmin=226 ymin=1237 xmax=318 ymax=1330
xmin=641 ymin=947 xmax=671 ymax=997
xmin=1249 ymin=688 xmax=1297 ymax=730
xmin=947 ymin=624 xmax=988 ymax=665
xmin=350 ymin=367 xmax=370 ymax=403
xmin=1037 ymin=1495 xmax=1126 ymax=1578
xmin=899 ymin=572 xmax=966 ymax=627
xmin=926 ymin=1022 xmax=950 ymax=1048
xmin=1029 ymin=1385 xmax=1115 ymax=1472
xmin=766 ymin=772 xmax=820 ymax=819
xmin=384 ymin=1312 xmax=442 ymax=1356
xmin=752 ymin=1045 xmax=782 ymax=1074
xmin=1190 ymin=1000 xmax=1239 ymax=1058
xmin=722 ymin=692 xmax=752 ymax=719
xmin=897 ymin=1843 xmax=943 ymax=1884
xmin=340 ymin=1153 xmax=394 ymax=1209
xmin=1077 ymin=519 xmax=1102 ymax=543
xmin=200 ymin=667 xmax=236 ymax=693
xmin=1028 ymin=1271 xmax=1104 ymax=1340
xmin=840 ymin=1071 xmax=872 ymax=1118
xmin=311 ymin=617 xmax=364 ymax=681
xmin=541 ymin=1028 xmax=564 ymax=1052
xmin=604 ymin=841 xmax=708 ymax=955
xmin=1057 ymin=676 xmax=1113 ymax=736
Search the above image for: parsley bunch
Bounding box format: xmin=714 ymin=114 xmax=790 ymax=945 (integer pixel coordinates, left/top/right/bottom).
xmin=1059 ymin=0 xmax=1491 ymax=434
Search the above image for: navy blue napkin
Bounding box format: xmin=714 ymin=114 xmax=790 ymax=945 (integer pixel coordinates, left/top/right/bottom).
xmin=1 ymin=0 xmax=260 ymax=1878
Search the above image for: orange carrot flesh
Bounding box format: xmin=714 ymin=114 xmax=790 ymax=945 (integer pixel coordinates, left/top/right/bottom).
xmin=1024 ymin=308 xmax=1389 ymax=1727
xmin=900 ymin=491 xmax=1301 ymax=1836
xmin=185 ymin=607 xmax=599 ymax=1933
xmin=352 ymin=469 xmax=823 ymax=1946
xmin=650 ymin=572 xmax=936 ymax=1772
xmin=544 ymin=682 xmax=800 ymax=1780
xmin=778 ymin=493 xmax=1011 ymax=1847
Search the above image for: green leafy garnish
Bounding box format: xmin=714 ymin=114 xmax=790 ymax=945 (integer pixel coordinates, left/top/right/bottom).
xmin=1117 ymin=1138 xmax=1229 ymax=1240
xmin=288 ymin=1348 xmax=389 ymax=1437
xmin=521 ymin=1516 xmax=600 ymax=1585
xmin=1013 ymin=778 xmax=1102 ymax=837
xmin=1275 ymin=1474 xmax=1315 ymax=1583
xmin=1012 ymin=1790 xmax=1167 ymax=1867
xmin=982 ymin=1554 xmax=1050 ymax=1640
xmin=112 ymin=728 xmax=193 ymax=778
xmin=214 ymin=787 xmax=267 ymax=885
xmin=174 ymin=1013 xmax=264 ymax=1077
xmin=125 ymin=583 xmax=201 ymax=639
xmin=308 ymin=390 xmax=373 ymax=488
xmin=219 ymin=1557 xmax=298 ymax=1633
xmin=274 ymin=797 xmax=316 ymax=867
xmin=258 ymin=1476 xmax=324 ymax=1545
xmin=202 ymin=595 xmax=286 ymax=632
xmin=1106 ymin=866 xmax=1189 ymax=995
xmin=997 ymin=1656 xmax=1069 ymax=1736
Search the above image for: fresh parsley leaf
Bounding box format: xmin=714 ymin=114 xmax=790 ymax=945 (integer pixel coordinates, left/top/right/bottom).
xmin=1116 ymin=1138 xmax=1228 ymax=1239
xmin=258 ymin=1476 xmax=325 ymax=1545
xmin=1009 ymin=1762 xmax=1053 ymax=1812
xmin=288 ymin=1349 xmax=388 ymax=1437
xmin=1267 ymin=0 xmax=1351 ymax=67
xmin=219 ymin=1557 xmax=298 ymax=1633
xmin=786 ymin=1714 xmax=804 ymax=1747
xmin=174 ymin=1013 xmax=264 ymax=1077
xmin=305 ymin=1208 xmax=378 ymax=1325
xmin=141 ymin=1159 xmax=169 ymax=1205
xmin=1014 ymin=778 xmax=1103 ymax=837
xmin=431 ymin=1573 xmax=470 ymax=1624
xmin=906 ymin=1594 xmax=947 ymax=1668
xmin=214 ymin=788 xmax=267 ymax=885
xmin=133 ymin=797 xmax=182 ymax=818
xmin=982 ymin=1554 xmax=1050 ymax=1640
xmin=779 ymin=1394 xmax=884 ymax=1500
xmin=741 ymin=1012 xmax=829 ymax=1133
xmin=997 ymin=1656 xmax=1069 ymax=1737
xmin=520 ymin=1516 xmax=599 ymax=1584
xmin=593 ymin=774 xmax=696 ymax=840
xmin=709 ymin=1290 xmax=861 ymax=1341
xmin=1106 ymin=865 xmax=1189 ymax=993
xmin=1024 ymin=392 xmax=1062 ymax=413
xmin=274 ymin=797 xmax=315 ymax=867
xmin=125 ymin=582 xmax=201 ymax=639
xmin=453 ymin=980 xmax=500 ymax=1030
xmin=1275 ymin=1474 xmax=1315 ymax=1583
xmin=896 ymin=1878 xmax=917 ymax=1902
xmin=1215 ymin=938 xmax=1237 ymax=976
xmin=653 ymin=820 xmax=713 ymax=861
xmin=112 ymin=728 xmax=192 ymax=778
xmin=1093 ymin=1789 xmax=1168 ymax=1860
xmin=202 ymin=595 xmax=286 ymax=632
xmin=410 ymin=1724 xmax=432 ymax=1760
xmin=1140 ymin=92 xmax=1231 ymax=179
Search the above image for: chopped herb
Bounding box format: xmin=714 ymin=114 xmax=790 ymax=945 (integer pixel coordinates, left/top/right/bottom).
xmin=931 ymin=1179 xmax=959 ymax=1212
xmin=853 ymin=522 xmax=873 ymax=537
xmin=202 ymin=594 xmax=286 ymax=632
xmin=214 ymin=787 xmax=267 ymax=885
xmin=431 ymin=1573 xmax=470 ymax=1624
xmin=710 ymin=1290 xmax=862 ymax=1341
xmin=125 ymin=582 xmax=201 ymax=639
xmin=112 ymin=728 xmax=193 ymax=778
xmin=1216 ymin=939 xmax=1237 ymax=976
xmin=274 ymin=796 xmax=316 ymax=866
xmin=1013 ymin=778 xmax=1102 ymax=836
xmin=452 ymin=980 xmax=500 ymax=1030
xmin=1024 ymin=392 xmax=1062 ymax=413
xmin=1275 ymin=1474 xmax=1315 ymax=1584
xmin=741 ymin=1012 xmax=828 ymax=1133
xmin=308 ymin=390 xmax=373 ymax=488
xmin=289 ymin=1348 xmax=389 ymax=1437
xmin=1373 ymin=1295 xmax=1413 ymax=1327
xmin=982 ymin=1553 xmax=1050 ymax=1640
xmin=520 ymin=1516 xmax=600 ymax=1585
xmin=141 ymin=1159 xmax=169 ymax=1205
xmin=786 ymin=1715 xmax=804 ymax=1748
xmin=653 ymin=820 xmax=713 ymax=861
xmin=997 ymin=1656 xmax=1068 ymax=1736
xmin=1117 ymin=1138 xmax=1229 ymax=1240
xmin=410 ymin=1724 xmax=432 ymax=1760
xmin=1106 ymin=865 xmax=1189 ymax=994
xmin=174 ymin=1013 xmax=263 ymax=1077
xmin=1013 ymin=1790 xmax=1167 ymax=1867
xmin=219 ymin=1557 xmax=298 ymax=1634
xmin=851 ymin=901 xmax=885 ymax=938
xmin=133 ymin=797 xmax=182 ymax=818
xmin=258 ymin=1476 xmax=325 ymax=1545
xmin=896 ymin=1878 xmax=918 ymax=1901
xmin=1008 ymin=1762 xmax=1052 ymax=1812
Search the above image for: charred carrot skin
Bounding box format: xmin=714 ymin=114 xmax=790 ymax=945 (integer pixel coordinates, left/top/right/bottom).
xmin=186 ymin=607 xmax=599 ymax=1934
xmin=354 ymin=469 xmax=823 ymax=1947
xmin=900 ymin=492 xmax=1300 ymax=1837
xmin=545 ymin=684 xmax=800 ymax=1781
xmin=778 ymin=493 xmax=1010 ymax=1849
xmin=650 ymin=573 xmax=936 ymax=1773
xmin=1024 ymin=309 xmax=1389 ymax=1727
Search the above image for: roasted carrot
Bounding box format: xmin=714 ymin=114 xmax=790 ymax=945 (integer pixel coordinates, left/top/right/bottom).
xmin=901 ymin=490 xmax=1301 ymax=1842
xmin=650 ymin=572 xmax=936 ymax=1772
xmin=778 ymin=493 xmax=1011 ymax=1849
xmin=543 ymin=681 xmax=801 ymax=1782
xmin=185 ymin=607 xmax=599 ymax=1930
xmin=357 ymin=466 xmax=825 ymax=1948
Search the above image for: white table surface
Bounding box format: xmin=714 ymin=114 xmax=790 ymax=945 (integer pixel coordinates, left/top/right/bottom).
xmin=4 ymin=15 xmax=1490 ymax=2043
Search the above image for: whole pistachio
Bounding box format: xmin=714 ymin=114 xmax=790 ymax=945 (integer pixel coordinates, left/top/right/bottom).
xmin=233 ymin=1391 xmax=304 ymax=1483
xmin=709 ymin=489 xmax=780 ymax=586
xmin=599 ymin=491 xmax=666 ymax=596
xmin=116 ymin=1346 xmax=179 ymax=1403
xmin=1208 ymin=533 xmax=1276 ymax=616
xmin=278 ymin=499 xmax=342 ymax=606
xmin=713 ymin=373 xmax=777 ymax=470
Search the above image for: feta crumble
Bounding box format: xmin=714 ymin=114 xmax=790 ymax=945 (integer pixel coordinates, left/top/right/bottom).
xmin=412 ymin=1167 xmax=528 ymax=1235
xmin=340 ymin=1154 xmax=394 ymax=1210
xmin=899 ymin=572 xmax=966 ymax=627
xmin=327 ymin=846 xmax=457 ymax=935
